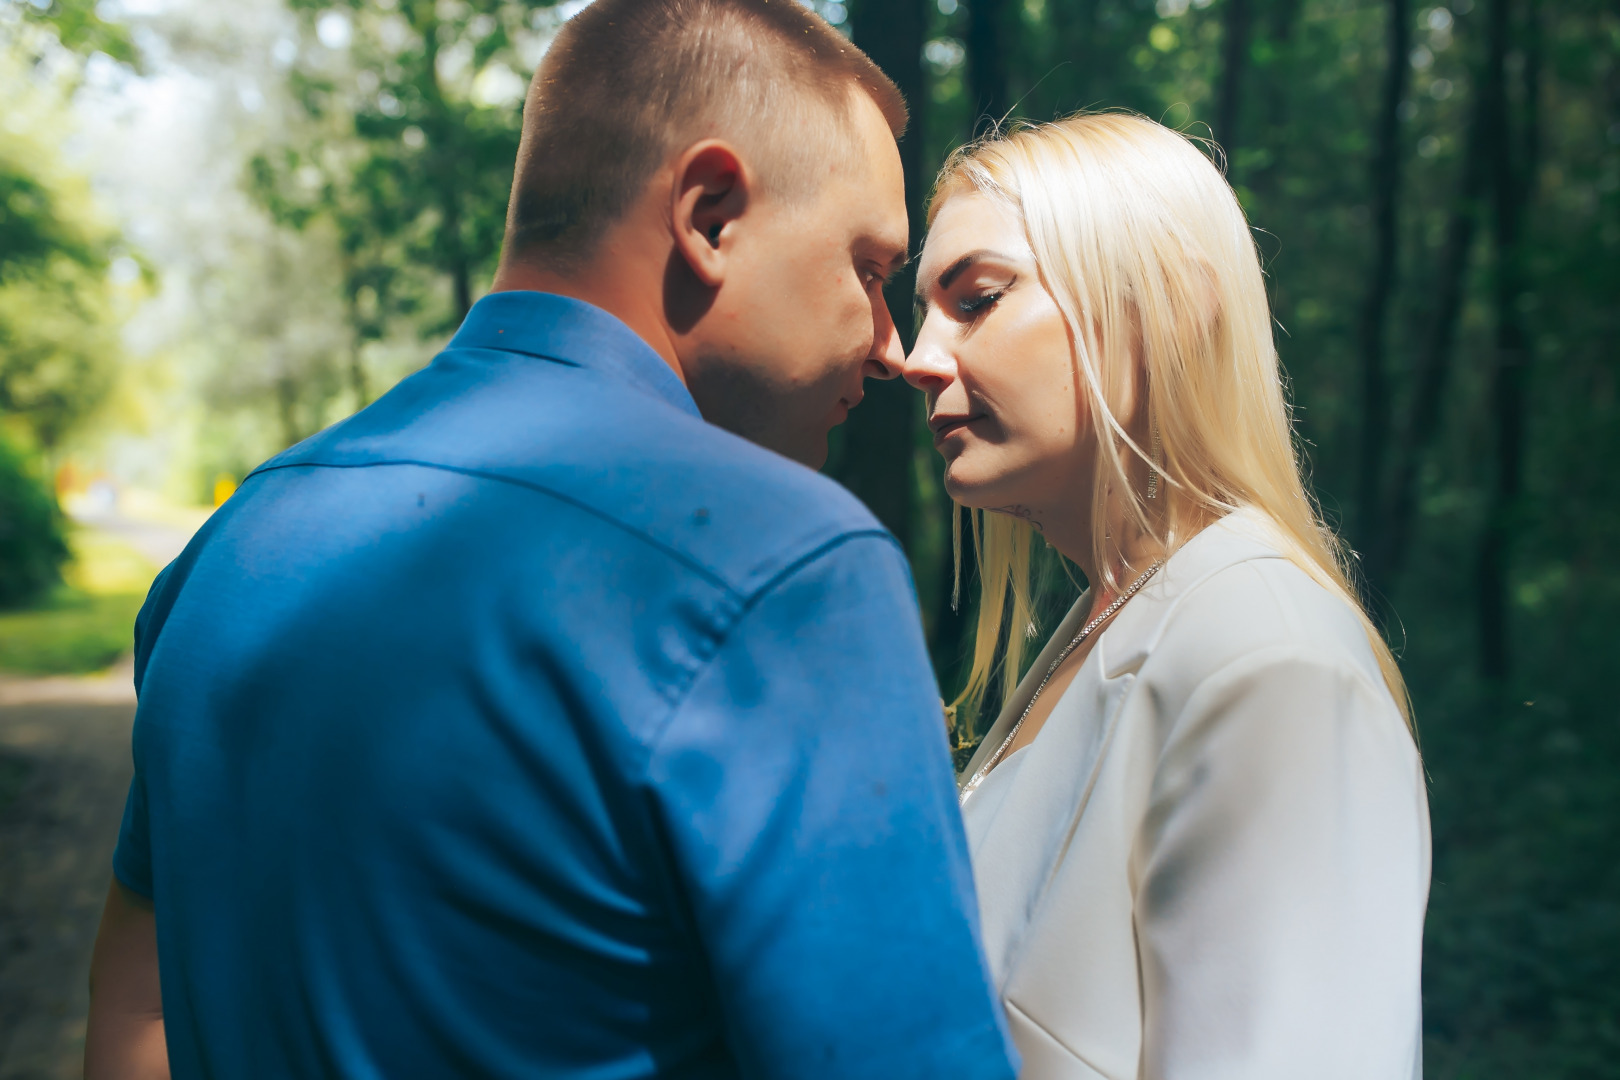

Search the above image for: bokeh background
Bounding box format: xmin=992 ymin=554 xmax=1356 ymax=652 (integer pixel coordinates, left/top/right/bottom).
xmin=0 ymin=0 xmax=1616 ymax=1074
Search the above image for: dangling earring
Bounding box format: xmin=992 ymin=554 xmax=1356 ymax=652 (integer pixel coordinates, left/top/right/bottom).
xmin=1145 ymin=420 xmax=1161 ymax=500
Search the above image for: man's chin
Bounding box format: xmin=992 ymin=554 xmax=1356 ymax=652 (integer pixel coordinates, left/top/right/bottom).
xmin=730 ymin=418 xmax=827 ymax=469
xmin=759 ymin=418 xmax=831 ymax=469
xmin=770 ymin=426 xmax=828 ymax=470
xmin=800 ymin=436 xmax=830 ymax=471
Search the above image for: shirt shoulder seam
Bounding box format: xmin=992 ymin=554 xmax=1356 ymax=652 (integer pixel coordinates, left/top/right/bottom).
xmin=246 ymin=457 xmax=883 ymax=599
xmin=639 ymin=528 xmax=904 ymax=761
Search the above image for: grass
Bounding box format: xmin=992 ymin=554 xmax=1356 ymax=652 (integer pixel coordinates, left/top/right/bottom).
xmin=0 ymin=528 xmax=157 ymax=676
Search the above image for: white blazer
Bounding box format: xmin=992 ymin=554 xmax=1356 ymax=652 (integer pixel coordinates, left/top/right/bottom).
xmin=960 ymin=509 xmax=1430 ymax=1080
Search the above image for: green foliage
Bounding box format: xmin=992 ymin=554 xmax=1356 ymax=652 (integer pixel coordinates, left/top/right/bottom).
xmin=0 ymin=436 xmax=69 ymax=610
xmin=0 ymin=165 xmax=96 ymax=272
xmin=0 ymin=42 xmax=125 ymax=450
xmin=0 ymin=526 xmax=157 ymax=673
xmin=0 ymin=266 xmax=122 ymax=449
xmin=889 ymin=0 xmax=1616 ymax=1070
xmin=251 ymin=0 xmax=554 ymax=359
xmin=218 ymin=0 xmax=561 ymax=466
xmin=0 ymin=588 xmax=147 ymax=674
xmin=111 ymin=0 xmax=1610 ymax=1069
xmin=5 ymin=0 xmax=139 ymax=66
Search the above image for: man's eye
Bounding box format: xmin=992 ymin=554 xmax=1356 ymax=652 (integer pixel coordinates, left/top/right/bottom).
xmin=957 ymin=291 xmax=1004 ymax=316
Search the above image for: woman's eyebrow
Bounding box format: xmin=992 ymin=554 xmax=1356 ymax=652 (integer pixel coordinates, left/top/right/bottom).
xmin=917 ymin=249 xmax=1015 ymax=301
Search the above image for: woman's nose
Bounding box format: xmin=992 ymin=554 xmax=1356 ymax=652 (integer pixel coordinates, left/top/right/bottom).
xmin=901 ymin=320 xmax=957 ymax=393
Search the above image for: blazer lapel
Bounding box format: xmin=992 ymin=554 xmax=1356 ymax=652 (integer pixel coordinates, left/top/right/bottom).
xmin=959 ymin=590 xmax=1092 ymax=791
xmin=960 ymin=509 xmax=1292 ymax=985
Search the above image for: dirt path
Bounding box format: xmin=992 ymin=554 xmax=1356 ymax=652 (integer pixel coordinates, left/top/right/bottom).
xmin=0 ymin=666 xmax=137 ymax=1079
xmin=0 ymin=508 xmax=199 ymax=1077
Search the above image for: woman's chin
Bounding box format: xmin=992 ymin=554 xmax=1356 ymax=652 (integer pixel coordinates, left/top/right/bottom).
xmin=942 ymin=464 xmax=1004 ymax=510
xmin=945 ymin=454 xmax=1056 ymax=515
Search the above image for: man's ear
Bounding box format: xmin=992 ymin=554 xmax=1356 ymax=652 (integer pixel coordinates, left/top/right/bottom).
xmin=671 ymin=140 xmax=750 ymax=289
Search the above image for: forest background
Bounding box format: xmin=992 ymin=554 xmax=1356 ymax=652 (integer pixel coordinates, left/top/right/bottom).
xmin=1 ymin=0 xmax=1616 ymax=1072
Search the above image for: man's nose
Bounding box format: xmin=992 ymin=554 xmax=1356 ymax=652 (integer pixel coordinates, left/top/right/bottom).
xmin=864 ymin=289 xmax=906 ymax=381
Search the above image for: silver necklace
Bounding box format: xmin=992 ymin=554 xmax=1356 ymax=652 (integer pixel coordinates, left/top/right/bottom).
xmin=959 ymin=560 xmax=1163 ymax=803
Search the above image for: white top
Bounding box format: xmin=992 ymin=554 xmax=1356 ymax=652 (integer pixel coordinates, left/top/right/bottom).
xmin=960 ymin=509 xmax=1430 ymax=1080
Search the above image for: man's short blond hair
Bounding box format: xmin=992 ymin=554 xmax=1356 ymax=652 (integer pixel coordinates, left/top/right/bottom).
xmin=504 ymin=0 xmax=906 ymax=267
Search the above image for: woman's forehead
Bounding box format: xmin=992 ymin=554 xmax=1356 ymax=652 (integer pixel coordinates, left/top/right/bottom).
xmin=920 ymin=193 xmax=1032 ymax=274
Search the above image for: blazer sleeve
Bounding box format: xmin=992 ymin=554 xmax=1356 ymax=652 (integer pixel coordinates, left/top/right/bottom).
xmin=1132 ymin=648 xmax=1430 ymax=1080
xmin=646 ymin=533 xmax=1018 ymax=1080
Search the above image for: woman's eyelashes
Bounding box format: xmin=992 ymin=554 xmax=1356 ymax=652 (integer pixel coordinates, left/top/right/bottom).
xmin=950 ymin=273 xmax=1015 ymax=318
xmin=956 ymin=288 xmax=1007 ymax=317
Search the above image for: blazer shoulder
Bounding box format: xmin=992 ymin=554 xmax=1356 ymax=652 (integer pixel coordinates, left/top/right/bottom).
xmin=1167 ymin=557 xmax=1384 ymax=681
xmin=1104 ymin=523 xmax=1392 ymax=728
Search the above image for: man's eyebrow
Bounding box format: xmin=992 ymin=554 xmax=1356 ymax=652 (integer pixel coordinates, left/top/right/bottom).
xmin=860 ymin=239 xmax=911 ymax=282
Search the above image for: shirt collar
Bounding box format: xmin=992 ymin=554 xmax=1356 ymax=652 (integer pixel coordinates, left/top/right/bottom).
xmin=448 ymin=290 xmax=701 ymax=419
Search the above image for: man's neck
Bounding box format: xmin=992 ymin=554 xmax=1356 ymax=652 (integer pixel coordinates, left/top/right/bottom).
xmin=490 ymin=254 xmax=687 ymax=386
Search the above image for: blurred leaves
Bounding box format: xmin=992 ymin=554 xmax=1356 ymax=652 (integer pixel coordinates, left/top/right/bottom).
xmin=0 ymin=41 xmax=124 ymax=451
xmin=892 ymin=0 xmax=1619 ymax=1071
xmin=0 ymin=432 xmax=69 ymax=608
xmin=3 ymin=0 xmax=139 ymax=67
xmin=0 ymin=165 xmax=96 ymax=273
xmin=3 ymin=0 xmax=1608 ymax=1067
xmin=251 ymin=0 xmax=556 ymax=343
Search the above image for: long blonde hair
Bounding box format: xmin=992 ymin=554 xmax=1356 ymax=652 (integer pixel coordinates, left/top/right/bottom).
xmin=937 ymin=113 xmax=1410 ymax=736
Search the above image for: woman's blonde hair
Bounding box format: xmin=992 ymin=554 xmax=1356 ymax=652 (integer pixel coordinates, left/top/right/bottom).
xmin=936 ymin=112 xmax=1410 ymax=737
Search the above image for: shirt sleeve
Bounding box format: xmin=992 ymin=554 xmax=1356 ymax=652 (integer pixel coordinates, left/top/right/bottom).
xmin=111 ymin=562 xmax=173 ymax=900
xmin=112 ymin=773 xmax=154 ymax=898
xmin=646 ymin=533 xmax=1018 ymax=1080
xmin=1134 ymin=649 xmax=1431 ymax=1080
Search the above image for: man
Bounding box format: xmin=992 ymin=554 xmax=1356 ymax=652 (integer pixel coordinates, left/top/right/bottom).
xmin=85 ymin=0 xmax=1018 ymax=1076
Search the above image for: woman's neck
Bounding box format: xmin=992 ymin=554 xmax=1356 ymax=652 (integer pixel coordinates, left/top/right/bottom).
xmin=1028 ymin=487 xmax=1204 ymax=608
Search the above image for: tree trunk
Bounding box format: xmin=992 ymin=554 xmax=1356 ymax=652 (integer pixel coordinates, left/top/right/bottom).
xmin=275 ymin=374 xmax=302 ymax=451
xmin=1354 ymin=0 xmax=1410 ymax=600
xmin=342 ymin=257 xmax=372 ymax=410
xmin=348 ymin=336 xmax=370 ymax=410
xmin=839 ymin=0 xmax=929 ymax=558
xmin=436 ymin=132 xmax=474 ymax=323
xmin=966 ymin=0 xmax=1013 ymax=127
xmin=1056 ymin=0 xmax=1103 ymax=109
xmin=448 ymin=233 xmax=473 ymax=323
xmin=1214 ymin=0 xmax=1253 ymax=156
xmin=417 ymin=2 xmax=474 ymax=325
xmin=1476 ymin=0 xmax=1539 ymax=679
xmin=1372 ymin=120 xmax=1485 ymax=591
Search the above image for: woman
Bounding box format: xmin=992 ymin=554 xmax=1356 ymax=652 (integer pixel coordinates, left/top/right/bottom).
xmin=905 ymin=113 xmax=1430 ymax=1079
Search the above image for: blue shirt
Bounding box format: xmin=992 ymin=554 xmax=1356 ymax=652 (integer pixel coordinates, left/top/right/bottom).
xmin=114 ymin=291 xmax=1016 ymax=1079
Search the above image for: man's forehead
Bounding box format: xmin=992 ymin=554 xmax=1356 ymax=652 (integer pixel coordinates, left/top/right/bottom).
xmin=849 ymin=205 xmax=910 ymax=265
xmin=838 ymin=92 xmax=908 ymax=250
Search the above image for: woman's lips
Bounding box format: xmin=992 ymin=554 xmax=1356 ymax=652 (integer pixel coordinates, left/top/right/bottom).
xmin=930 ymin=415 xmax=982 ymax=443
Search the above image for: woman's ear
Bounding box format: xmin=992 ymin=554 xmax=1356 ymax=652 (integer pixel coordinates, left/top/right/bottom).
xmin=670 ymin=140 xmax=751 ymax=289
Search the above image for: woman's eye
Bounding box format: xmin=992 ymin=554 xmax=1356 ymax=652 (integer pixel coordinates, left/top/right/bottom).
xmin=957 ymin=290 xmax=1004 ymax=316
